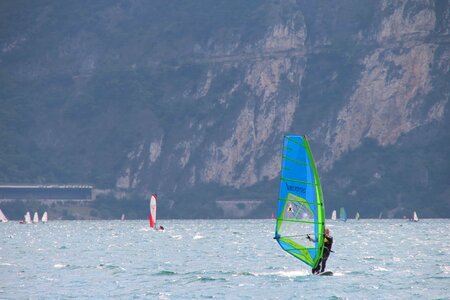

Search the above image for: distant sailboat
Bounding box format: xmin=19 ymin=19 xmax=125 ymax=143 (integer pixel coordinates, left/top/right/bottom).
xmin=378 ymin=212 xmax=383 ymax=219
xmin=23 ymin=211 xmax=32 ymax=224
xmin=412 ymin=211 xmax=419 ymax=222
xmin=149 ymin=194 xmax=157 ymax=229
xmin=121 ymin=214 xmax=125 ymax=221
xmin=149 ymin=193 xmax=164 ymax=230
xmin=0 ymin=209 xmax=8 ymax=223
xmin=33 ymin=212 xmax=39 ymax=223
xmin=355 ymin=212 xmax=360 ymax=220
xmin=331 ymin=210 xmax=337 ymax=220
xmin=340 ymin=207 xmax=347 ymax=222
xmin=41 ymin=212 xmax=48 ymax=223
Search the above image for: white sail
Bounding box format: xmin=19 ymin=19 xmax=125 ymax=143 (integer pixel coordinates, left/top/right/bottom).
xmin=41 ymin=212 xmax=48 ymax=223
xmin=33 ymin=212 xmax=39 ymax=223
xmin=331 ymin=210 xmax=337 ymax=220
xmin=0 ymin=209 xmax=8 ymax=223
xmin=413 ymin=211 xmax=419 ymax=222
xmin=121 ymin=214 xmax=125 ymax=221
xmin=355 ymin=212 xmax=360 ymax=220
xmin=25 ymin=211 xmax=32 ymax=224
xmin=149 ymin=194 xmax=157 ymax=228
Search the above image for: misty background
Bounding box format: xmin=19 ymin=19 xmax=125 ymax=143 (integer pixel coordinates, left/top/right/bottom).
xmin=0 ymin=0 xmax=449 ymax=219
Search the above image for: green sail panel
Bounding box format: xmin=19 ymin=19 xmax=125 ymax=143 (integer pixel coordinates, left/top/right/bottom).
xmin=274 ymin=135 xmax=325 ymax=268
xmin=340 ymin=207 xmax=347 ymax=222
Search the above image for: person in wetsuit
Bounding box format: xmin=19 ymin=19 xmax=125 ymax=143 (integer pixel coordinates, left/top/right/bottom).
xmin=307 ymin=228 xmax=333 ymax=274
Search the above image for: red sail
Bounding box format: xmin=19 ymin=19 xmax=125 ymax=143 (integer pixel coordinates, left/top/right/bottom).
xmin=149 ymin=194 xmax=157 ymax=228
xmin=149 ymin=213 xmax=155 ymax=228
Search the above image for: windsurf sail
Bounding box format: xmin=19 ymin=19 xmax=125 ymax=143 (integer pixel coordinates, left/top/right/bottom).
xmin=355 ymin=212 xmax=360 ymax=220
xmin=0 ymin=209 xmax=8 ymax=223
xmin=274 ymin=135 xmax=325 ymax=268
xmin=331 ymin=210 xmax=336 ymax=220
xmin=149 ymin=194 xmax=157 ymax=228
xmin=413 ymin=211 xmax=419 ymax=222
xmin=25 ymin=212 xmax=32 ymax=224
xmin=121 ymin=214 xmax=125 ymax=221
xmin=41 ymin=212 xmax=48 ymax=223
xmin=340 ymin=207 xmax=347 ymax=222
xmin=33 ymin=212 xmax=39 ymax=223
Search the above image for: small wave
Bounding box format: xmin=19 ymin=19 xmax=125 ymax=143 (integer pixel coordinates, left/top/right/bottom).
xmin=154 ymin=270 xmax=177 ymax=276
xmin=428 ymin=275 xmax=450 ymax=280
xmin=54 ymin=264 xmax=84 ymax=270
xmin=237 ymin=271 xmax=255 ymax=276
xmin=97 ymin=263 xmax=123 ymax=271
xmin=157 ymin=292 xmax=172 ymax=300
xmin=193 ymin=235 xmax=204 ymax=240
xmin=363 ymin=256 xmax=376 ymax=260
xmin=344 ymin=270 xmax=366 ymax=276
xmin=238 ymin=283 xmax=255 ymax=287
xmin=42 ymin=276 xmax=57 ymax=282
xmin=171 ymin=235 xmax=183 ymax=240
xmin=140 ymin=227 xmax=164 ymax=232
xmin=252 ymin=270 xmax=310 ymax=277
xmin=196 ymin=276 xmax=226 ymax=282
xmin=373 ymin=266 xmax=389 ymax=272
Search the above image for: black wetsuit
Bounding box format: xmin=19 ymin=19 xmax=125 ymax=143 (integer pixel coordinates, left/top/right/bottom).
xmin=312 ymin=234 xmax=333 ymax=274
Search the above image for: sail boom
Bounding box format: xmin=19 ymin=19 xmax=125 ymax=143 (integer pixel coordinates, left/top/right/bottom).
xmin=284 ymin=246 xmax=314 ymax=252
xmin=277 ymin=218 xmax=324 ymax=225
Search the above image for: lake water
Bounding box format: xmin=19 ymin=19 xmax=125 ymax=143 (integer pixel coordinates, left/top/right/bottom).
xmin=1 ymin=219 xmax=449 ymax=299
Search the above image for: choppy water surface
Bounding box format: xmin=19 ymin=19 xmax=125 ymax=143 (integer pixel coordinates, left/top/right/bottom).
xmin=1 ymin=219 xmax=449 ymax=299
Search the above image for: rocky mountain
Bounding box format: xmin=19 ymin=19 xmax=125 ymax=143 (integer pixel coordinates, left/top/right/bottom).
xmin=1 ymin=0 xmax=449 ymax=219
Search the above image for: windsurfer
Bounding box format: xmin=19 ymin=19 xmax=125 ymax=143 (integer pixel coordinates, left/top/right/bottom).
xmin=308 ymin=228 xmax=333 ymax=275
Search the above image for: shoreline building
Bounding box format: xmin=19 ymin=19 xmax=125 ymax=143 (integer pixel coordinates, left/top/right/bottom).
xmin=0 ymin=184 xmax=93 ymax=203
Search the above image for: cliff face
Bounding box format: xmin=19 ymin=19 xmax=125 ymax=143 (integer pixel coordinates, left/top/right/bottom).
xmin=1 ymin=0 xmax=449 ymax=218
xmin=324 ymin=1 xmax=444 ymax=168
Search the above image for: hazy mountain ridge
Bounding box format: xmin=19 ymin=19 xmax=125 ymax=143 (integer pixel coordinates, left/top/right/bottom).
xmin=0 ymin=0 xmax=449 ymax=219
